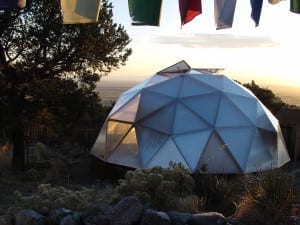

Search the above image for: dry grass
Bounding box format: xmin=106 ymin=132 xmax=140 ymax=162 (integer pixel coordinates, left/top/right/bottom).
xmin=236 ymin=170 xmax=295 ymax=225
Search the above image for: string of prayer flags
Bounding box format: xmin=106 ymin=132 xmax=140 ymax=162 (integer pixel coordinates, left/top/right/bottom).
xmin=214 ymin=0 xmax=237 ymax=30
xmin=291 ymin=0 xmax=300 ymax=13
xmin=61 ymin=0 xmax=102 ymax=24
xmin=250 ymin=0 xmax=263 ymax=26
xmin=0 ymin=0 xmax=26 ymax=9
xmin=128 ymin=0 xmax=163 ymax=26
xmin=179 ymin=0 xmax=202 ymax=26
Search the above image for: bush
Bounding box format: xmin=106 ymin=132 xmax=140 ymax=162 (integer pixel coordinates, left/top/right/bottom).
xmin=13 ymin=184 xmax=96 ymax=211
xmin=236 ymin=169 xmax=295 ymax=225
xmin=193 ymin=174 xmax=241 ymax=216
xmin=116 ymin=162 xmax=197 ymax=212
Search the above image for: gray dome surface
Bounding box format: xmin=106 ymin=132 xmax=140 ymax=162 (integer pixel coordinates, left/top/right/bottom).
xmin=91 ymin=61 xmax=290 ymax=173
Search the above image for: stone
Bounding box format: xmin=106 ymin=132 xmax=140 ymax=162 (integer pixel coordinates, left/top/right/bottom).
xmin=46 ymin=208 xmax=72 ymax=225
xmin=81 ymin=203 xmax=112 ymax=225
xmin=83 ymin=214 xmax=110 ymax=225
xmin=187 ymin=212 xmax=227 ymax=225
xmin=141 ymin=209 xmax=171 ymax=225
xmin=109 ymin=196 xmax=143 ymax=225
xmin=15 ymin=209 xmax=45 ymax=225
xmin=60 ymin=212 xmax=81 ymax=225
xmin=166 ymin=211 xmax=192 ymax=225
xmin=36 ymin=207 xmax=50 ymax=216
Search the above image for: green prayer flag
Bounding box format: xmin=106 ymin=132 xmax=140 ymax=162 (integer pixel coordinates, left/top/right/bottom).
xmin=291 ymin=0 xmax=300 ymax=13
xmin=128 ymin=0 xmax=163 ymax=26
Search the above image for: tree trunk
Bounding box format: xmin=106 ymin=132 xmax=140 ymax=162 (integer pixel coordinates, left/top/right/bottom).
xmin=11 ymin=120 xmax=25 ymax=171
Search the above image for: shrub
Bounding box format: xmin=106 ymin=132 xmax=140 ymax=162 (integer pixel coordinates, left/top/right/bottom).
xmin=116 ymin=162 xmax=197 ymax=211
xmin=13 ymin=184 xmax=96 ymax=211
xmin=28 ymin=142 xmax=49 ymax=163
xmin=236 ymin=169 xmax=295 ymax=225
xmin=193 ymin=174 xmax=241 ymax=216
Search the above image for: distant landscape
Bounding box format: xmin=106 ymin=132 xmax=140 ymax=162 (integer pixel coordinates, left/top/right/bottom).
xmin=96 ymin=80 xmax=300 ymax=107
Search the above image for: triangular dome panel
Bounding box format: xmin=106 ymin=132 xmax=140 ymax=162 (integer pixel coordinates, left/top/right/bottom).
xmin=145 ymin=76 xmax=182 ymax=98
xmin=246 ymin=129 xmax=275 ymax=172
xmin=136 ymin=126 xmax=169 ymax=166
xmin=110 ymin=94 xmax=141 ymax=122
xmin=190 ymin=74 xmax=223 ymax=91
xmin=198 ymin=132 xmax=242 ymax=173
xmin=277 ymin=131 xmax=291 ymax=167
xmin=222 ymin=78 xmax=254 ymax=98
xmin=178 ymin=76 xmax=218 ymax=98
xmin=146 ymin=138 xmax=190 ymax=171
xmin=139 ymin=102 xmax=176 ymax=134
xmin=259 ymin=129 xmax=277 ymax=162
xmin=225 ymin=93 xmax=257 ymax=125
xmin=173 ymin=103 xmax=211 ymax=134
xmin=106 ymin=121 xmax=132 ymax=158
xmin=217 ymin=127 xmax=255 ymax=171
xmin=174 ymin=129 xmax=212 ymax=172
xmin=136 ymin=90 xmax=174 ymax=121
xmin=256 ymin=102 xmax=277 ymax=132
xmin=109 ymin=91 xmax=139 ymax=117
xmin=107 ymin=128 xmax=140 ymax=168
xmin=216 ymin=95 xmax=251 ymax=127
xmin=183 ymin=93 xmax=221 ymax=126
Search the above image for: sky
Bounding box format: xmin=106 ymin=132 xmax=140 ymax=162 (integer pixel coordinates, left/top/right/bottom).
xmin=104 ymin=1 xmax=300 ymax=87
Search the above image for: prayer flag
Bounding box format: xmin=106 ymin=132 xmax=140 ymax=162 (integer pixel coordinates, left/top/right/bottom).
xmin=0 ymin=0 xmax=26 ymax=9
xmin=179 ymin=0 xmax=202 ymax=26
xmin=268 ymin=0 xmax=282 ymax=4
xmin=291 ymin=0 xmax=300 ymax=13
xmin=250 ymin=0 xmax=263 ymax=27
xmin=214 ymin=0 xmax=237 ymax=30
xmin=128 ymin=0 xmax=162 ymax=26
xmin=61 ymin=0 xmax=102 ymax=24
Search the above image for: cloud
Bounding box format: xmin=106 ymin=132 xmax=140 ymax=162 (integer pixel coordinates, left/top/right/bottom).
xmin=153 ymin=33 xmax=281 ymax=48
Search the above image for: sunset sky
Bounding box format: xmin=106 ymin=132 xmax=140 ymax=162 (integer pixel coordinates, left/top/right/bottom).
xmin=105 ymin=1 xmax=300 ymax=87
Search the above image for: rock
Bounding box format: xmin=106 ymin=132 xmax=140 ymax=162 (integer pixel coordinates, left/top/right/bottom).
xmin=36 ymin=207 xmax=50 ymax=216
xmin=15 ymin=209 xmax=45 ymax=225
xmin=0 ymin=215 xmax=13 ymax=225
xmin=46 ymin=208 xmax=72 ymax=225
xmin=109 ymin=196 xmax=143 ymax=225
xmin=60 ymin=212 xmax=81 ymax=225
xmin=187 ymin=212 xmax=227 ymax=225
xmin=82 ymin=215 xmax=110 ymax=225
xmin=166 ymin=211 xmax=192 ymax=225
xmin=81 ymin=203 xmax=112 ymax=225
xmin=141 ymin=209 xmax=171 ymax=225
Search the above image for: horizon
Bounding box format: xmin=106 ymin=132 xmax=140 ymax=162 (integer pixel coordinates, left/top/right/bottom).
xmin=97 ymin=78 xmax=300 ymax=107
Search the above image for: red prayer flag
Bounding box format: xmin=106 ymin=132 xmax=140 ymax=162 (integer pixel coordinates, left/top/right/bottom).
xmin=179 ymin=0 xmax=202 ymax=26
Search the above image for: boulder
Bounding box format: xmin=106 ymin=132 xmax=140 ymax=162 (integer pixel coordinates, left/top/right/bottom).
xmin=0 ymin=215 xmax=13 ymax=225
xmin=166 ymin=211 xmax=192 ymax=225
xmin=80 ymin=203 xmax=112 ymax=225
xmin=141 ymin=209 xmax=171 ymax=225
xmin=187 ymin=212 xmax=227 ymax=225
xmin=15 ymin=209 xmax=45 ymax=225
xmin=46 ymin=208 xmax=72 ymax=225
xmin=109 ymin=196 xmax=143 ymax=225
xmin=36 ymin=207 xmax=50 ymax=216
xmin=82 ymin=215 xmax=110 ymax=225
xmin=60 ymin=212 xmax=81 ymax=225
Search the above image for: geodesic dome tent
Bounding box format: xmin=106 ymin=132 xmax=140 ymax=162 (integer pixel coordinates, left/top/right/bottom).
xmin=90 ymin=61 xmax=290 ymax=174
